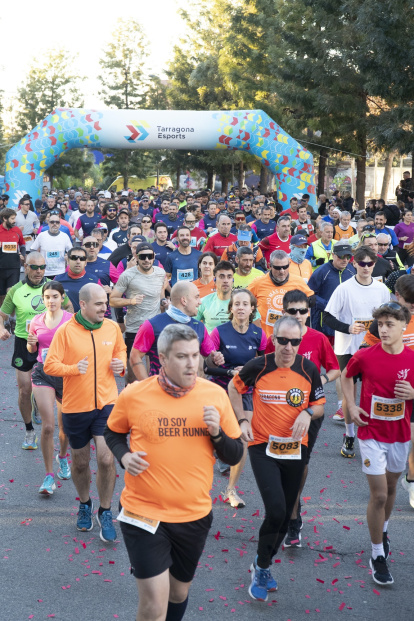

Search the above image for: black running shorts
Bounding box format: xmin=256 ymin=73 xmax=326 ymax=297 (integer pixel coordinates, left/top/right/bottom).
xmin=0 ymin=268 xmax=20 ymax=296
xmin=62 ymin=405 xmax=114 ymax=449
xmin=31 ymin=362 xmax=63 ymax=402
xmin=120 ymin=508 xmax=213 ymax=581
xmin=12 ymin=335 xmax=38 ymax=372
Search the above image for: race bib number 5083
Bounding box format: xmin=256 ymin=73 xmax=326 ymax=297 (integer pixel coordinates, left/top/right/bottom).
xmin=266 ymin=436 xmax=301 ymax=460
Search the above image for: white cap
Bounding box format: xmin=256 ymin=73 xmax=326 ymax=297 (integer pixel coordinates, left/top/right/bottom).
xmin=104 ymin=190 xmax=111 ymax=198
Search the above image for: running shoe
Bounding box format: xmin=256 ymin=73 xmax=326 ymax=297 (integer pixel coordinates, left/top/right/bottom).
xmin=77 ymin=501 xmax=94 ymax=532
xmin=251 ymin=555 xmax=277 ymax=591
xmin=31 ymin=393 xmax=41 ymax=425
xmin=56 ymin=454 xmax=71 ymax=480
xmin=369 ymin=555 xmax=394 ymax=585
xmin=383 ymin=532 xmax=390 ymax=560
xmin=224 ymin=489 xmax=245 ymax=508
xmin=341 ymin=435 xmax=355 ymax=458
xmin=22 ymin=430 xmax=38 ymax=450
xmin=401 ymin=474 xmax=414 ymax=509
xmin=284 ymin=519 xmax=302 ymax=547
xmin=96 ymin=509 xmax=117 ymax=543
xmin=39 ymin=474 xmax=56 ymax=496
xmin=333 ymin=407 xmax=344 ymax=421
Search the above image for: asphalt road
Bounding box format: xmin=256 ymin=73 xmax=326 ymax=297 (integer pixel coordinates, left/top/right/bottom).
xmin=1 ymin=334 xmax=413 ymax=621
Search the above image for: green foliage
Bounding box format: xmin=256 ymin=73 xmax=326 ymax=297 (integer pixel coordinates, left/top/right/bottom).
xmin=101 ymin=149 xmax=159 ymax=188
xmin=98 ymin=18 xmax=149 ymax=109
xmin=48 ymin=149 xmax=94 ymax=188
xmin=16 ymin=48 xmax=84 ymax=137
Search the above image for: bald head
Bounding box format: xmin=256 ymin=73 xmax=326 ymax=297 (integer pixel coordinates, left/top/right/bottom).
xmin=170 ymin=281 xmax=201 ymax=317
xmin=79 ymin=282 xmax=105 ymax=304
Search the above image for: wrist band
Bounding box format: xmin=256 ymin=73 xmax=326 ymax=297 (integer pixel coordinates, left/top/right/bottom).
xmin=238 ymin=418 xmax=249 ymax=425
xmin=322 ymin=373 xmax=329 ymax=383
xmin=210 ymin=431 xmax=222 ymax=439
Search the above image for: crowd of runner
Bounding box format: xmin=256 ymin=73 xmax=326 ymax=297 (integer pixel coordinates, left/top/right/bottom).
xmin=1 ymin=177 xmax=414 ymax=619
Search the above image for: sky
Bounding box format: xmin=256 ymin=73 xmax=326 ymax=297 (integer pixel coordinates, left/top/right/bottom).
xmin=0 ymin=0 xmax=185 ymax=109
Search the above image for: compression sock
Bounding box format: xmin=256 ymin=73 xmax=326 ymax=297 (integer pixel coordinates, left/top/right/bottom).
xmin=98 ymin=506 xmax=110 ymax=516
xmin=25 ymin=422 xmax=34 ymax=431
xmin=46 ymin=473 xmax=54 ymax=478
xmin=371 ymin=542 xmax=385 ymax=559
xmin=165 ymin=598 xmax=188 ymax=621
xmin=345 ymin=423 xmax=355 ymax=437
xmin=383 ymin=520 xmax=389 ymax=532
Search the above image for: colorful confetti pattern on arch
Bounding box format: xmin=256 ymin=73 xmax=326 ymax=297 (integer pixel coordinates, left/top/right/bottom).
xmin=212 ymin=110 xmax=315 ymax=207
xmin=5 ymin=108 xmax=315 ymax=210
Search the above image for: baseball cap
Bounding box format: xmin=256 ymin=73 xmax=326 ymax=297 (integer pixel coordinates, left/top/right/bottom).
xmin=74 ymin=192 xmax=82 ymax=197
xmin=135 ymin=241 xmax=154 ymax=254
xmin=333 ymin=242 xmax=353 ymax=257
xmin=131 ymin=235 xmax=147 ymax=244
xmin=121 ymin=191 xmax=128 ymax=196
xmin=118 ymin=208 xmax=130 ymax=217
xmin=218 ymin=198 xmax=225 ymax=204
xmin=104 ymin=190 xmax=111 ymax=198
xmin=96 ymin=222 xmax=108 ymax=230
xmin=290 ymin=234 xmax=308 ymax=246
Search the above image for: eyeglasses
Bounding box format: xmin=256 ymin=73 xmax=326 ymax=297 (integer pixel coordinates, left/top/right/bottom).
xmin=377 ymin=242 xmax=389 ymax=247
xmin=28 ymin=264 xmax=46 ymax=270
xmin=185 ymin=220 xmax=196 ymax=224
xmin=49 ymin=220 xmax=60 ymax=224
xmin=69 ymin=255 xmax=87 ymax=261
xmin=285 ymin=308 xmax=309 ymax=316
xmin=357 ymin=260 xmax=375 ymax=267
xmin=379 ymin=302 xmax=403 ymax=311
xmin=83 ymin=242 xmax=99 ymax=248
xmin=271 ymin=264 xmax=289 ymax=270
xmin=275 ymin=336 xmax=302 ymax=347
xmin=138 ymin=253 xmax=154 ymax=260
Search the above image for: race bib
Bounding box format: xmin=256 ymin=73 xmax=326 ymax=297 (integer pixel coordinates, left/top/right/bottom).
xmin=373 ymin=276 xmax=383 ymax=283
xmin=117 ymin=507 xmax=159 ymax=534
xmin=1 ymin=242 xmax=18 ymax=253
xmin=41 ymin=348 xmax=49 ymax=363
xmin=177 ymin=268 xmax=194 ymax=282
xmin=266 ymin=435 xmax=301 ymax=460
xmin=370 ymin=395 xmax=405 ymax=421
xmin=23 ymin=236 xmax=33 ymax=243
xmin=353 ymin=317 xmax=372 ymax=331
xmin=265 ymin=308 xmax=282 ymax=327
xmin=46 ymin=250 xmax=61 ymax=270
xmin=404 ymin=243 xmax=411 ymax=250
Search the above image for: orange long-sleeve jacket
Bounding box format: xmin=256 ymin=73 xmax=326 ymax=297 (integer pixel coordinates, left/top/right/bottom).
xmin=44 ymin=316 xmax=127 ymax=413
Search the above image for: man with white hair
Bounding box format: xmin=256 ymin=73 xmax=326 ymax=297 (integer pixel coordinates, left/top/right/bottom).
xmin=305 ymin=221 xmax=335 ymax=270
xmin=334 ymin=211 xmax=355 ymax=241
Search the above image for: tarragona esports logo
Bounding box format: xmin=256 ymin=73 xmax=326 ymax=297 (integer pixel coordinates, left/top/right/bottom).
xmin=125 ymin=120 xmax=196 ymax=143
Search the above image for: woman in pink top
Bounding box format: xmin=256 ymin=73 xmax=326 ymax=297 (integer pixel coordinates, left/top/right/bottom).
xmin=27 ymin=281 xmax=72 ymax=496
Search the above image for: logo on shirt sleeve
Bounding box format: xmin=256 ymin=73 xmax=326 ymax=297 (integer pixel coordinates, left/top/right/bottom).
xmin=286 ymin=388 xmax=304 ymax=407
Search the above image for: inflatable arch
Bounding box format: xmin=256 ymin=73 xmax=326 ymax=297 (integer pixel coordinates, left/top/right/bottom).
xmin=5 ymin=108 xmax=316 ymax=210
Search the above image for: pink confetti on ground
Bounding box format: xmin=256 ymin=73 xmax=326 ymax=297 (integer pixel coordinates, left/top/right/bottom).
xmin=339 ymin=602 xmax=346 ymax=611
xmin=373 ymin=589 xmax=380 ymax=595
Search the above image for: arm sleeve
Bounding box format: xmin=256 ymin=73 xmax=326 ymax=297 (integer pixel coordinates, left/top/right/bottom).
xmin=323 ymin=311 xmax=350 ymax=334
xmin=308 ymin=360 xmax=326 ymax=406
xmin=103 ymin=426 xmax=129 ymax=467
xmin=132 ymin=321 xmax=155 ymax=353
xmin=259 ymin=330 xmax=268 ymax=351
xmin=211 ymin=431 xmax=243 ymax=466
xmin=209 ymin=327 xmax=220 ymax=350
xmin=200 ymin=328 xmax=215 ymax=357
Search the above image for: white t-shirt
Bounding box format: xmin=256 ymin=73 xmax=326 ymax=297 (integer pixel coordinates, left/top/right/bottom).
xmin=69 ymin=210 xmax=82 ymax=228
xmin=31 ymin=231 xmax=72 ymax=276
xmin=14 ymin=211 xmax=40 ymax=236
xmin=324 ymin=275 xmax=390 ymax=355
xmin=115 ymin=266 xmax=166 ymax=333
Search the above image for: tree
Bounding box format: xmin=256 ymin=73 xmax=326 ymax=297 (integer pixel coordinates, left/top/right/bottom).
xmin=47 ymin=149 xmax=95 ymax=189
xmin=101 ymin=150 xmax=159 ymax=188
xmin=16 ymin=49 xmax=84 ymax=137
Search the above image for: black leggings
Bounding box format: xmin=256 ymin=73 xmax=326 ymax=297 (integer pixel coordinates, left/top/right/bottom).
xmin=248 ymin=443 xmax=306 ymax=568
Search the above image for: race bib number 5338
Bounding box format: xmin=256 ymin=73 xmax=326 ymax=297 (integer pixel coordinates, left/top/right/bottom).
xmin=370 ymin=395 xmax=404 ymax=421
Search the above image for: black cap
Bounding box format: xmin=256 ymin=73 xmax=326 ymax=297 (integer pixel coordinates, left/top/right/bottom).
xmin=131 ymin=235 xmax=146 ymax=244
xmin=118 ymin=208 xmax=130 ymax=217
xmin=135 ymin=242 xmax=154 ymax=255
xmin=333 ymin=242 xmax=353 ymax=257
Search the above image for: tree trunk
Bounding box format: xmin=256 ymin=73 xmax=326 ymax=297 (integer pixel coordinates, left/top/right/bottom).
xmin=238 ymin=161 xmax=245 ymax=189
xmin=260 ymin=164 xmax=270 ymax=194
xmin=123 ymin=151 xmax=130 ymax=189
xmin=207 ymin=169 xmax=214 ymax=190
xmin=355 ymin=132 xmax=367 ymax=210
xmin=211 ymin=172 xmax=216 ymax=191
xmin=318 ymin=148 xmax=328 ymax=196
xmin=176 ymin=165 xmax=180 ymax=190
xmin=381 ymin=151 xmax=396 ymax=201
xmin=221 ymin=164 xmax=231 ymax=195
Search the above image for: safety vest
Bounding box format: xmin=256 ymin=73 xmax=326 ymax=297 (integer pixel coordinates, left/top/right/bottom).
xmin=310 ymin=239 xmax=334 ymax=270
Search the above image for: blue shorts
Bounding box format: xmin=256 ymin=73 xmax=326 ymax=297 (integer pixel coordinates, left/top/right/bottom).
xmin=62 ymin=405 xmax=114 ymax=450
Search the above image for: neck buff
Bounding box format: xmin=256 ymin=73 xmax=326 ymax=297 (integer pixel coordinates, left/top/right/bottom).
xmin=75 ymin=310 xmax=103 ymax=331
xmin=166 ymin=305 xmax=191 ymax=323
xmin=67 ymin=268 xmax=86 ymax=279
xmin=269 ymin=271 xmax=289 ymax=287
xmin=339 ymin=222 xmax=349 ymax=231
xmin=157 ymin=366 xmax=196 ymax=398
xmin=290 ymin=247 xmax=307 ymax=264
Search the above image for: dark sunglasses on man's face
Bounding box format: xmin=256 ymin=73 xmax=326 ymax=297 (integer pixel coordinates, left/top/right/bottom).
xmin=138 ymin=253 xmax=154 ymax=261
xmin=357 ymin=260 xmax=374 ymax=268
xmin=69 ymin=255 xmax=87 ymax=261
xmin=275 ymin=336 xmax=302 ymax=347
xmin=49 ymin=220 xmax=60 ymax=224
xmin=28 ymin=264 xmax=46 ymax=271
xmin=142 ymin=219 xmax=151 ymax=224
xmin=271 ymin=264 xmax=289 ymax=270
xmin=285 ymin=307 xmax=308 ymax=316
xmin=83 ymin=242 xmax=99 ymax=248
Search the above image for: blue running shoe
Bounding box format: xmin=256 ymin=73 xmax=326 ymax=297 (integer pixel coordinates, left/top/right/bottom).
xmin=96 ymin=509 xmax=117 ymax=543
xmin=39 ymin=474 xmax=56 ymax=496
xmin=248 ymin=561 xmax=269 ymax=601
xmin=56 ymin=454 xmax=71 ymax=480
xmin=77 ymin=501 xmax=94 ymax=531
xmin=22 ymin=430 xmax=38 ymax=450
xmin=251 ymin=555 xmax=278 ymax=591
xmin=31 ymin=393 xmax=41 ymax=425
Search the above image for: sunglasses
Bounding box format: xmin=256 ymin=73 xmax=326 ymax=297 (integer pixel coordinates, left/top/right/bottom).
xmin=271 ymin=264 xmax=289 ymax=270
xmin=285 ymin=307 xmax=309 ymax=316
xmin=336 ymin=254 xmax=352 ymax=260
xmin=379 ymin=302 xmax=403 ymax=311
xmin=377 ymin=242 xmax=389 ymax=247
xmin=275 ymin=336 xmax=302 ymax=347
xmin=142 ymin=219 xmax=151 ymax=223
xmin=49 ymin=220 xmax=60 ymax=224
xmin=83 ymin=242 xmax=99 ymax=248
xmin=28 ymin=264 xmax=46 ymax=271
xmin=185 ymin=220 xmax=196 ymax=224
xmin=236 ymin=217 xmax=246 ymax=221
xmin=363 ymin=225 xmax=375 ymax=232
xmin=69 ymin=255 xmax=87 ymax=261
xmin=107 ymin=208 xmax=117 ymax=212
xmin=357 ymin=260 xmax=375 ymax=267
xmin=138 ymin=253 xmax=154 ymax=260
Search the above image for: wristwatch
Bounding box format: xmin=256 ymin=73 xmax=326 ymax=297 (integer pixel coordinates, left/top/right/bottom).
xmin=305 ymin=408 xmax=314 ymax=418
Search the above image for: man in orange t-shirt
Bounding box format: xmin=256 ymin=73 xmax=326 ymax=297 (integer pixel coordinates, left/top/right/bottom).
xmin=249 ymin=249 xmax=314 ymax=338
xmin=228 ymin=315 xmax=325 ymax=602
xmin=105 ymin=323 xmax=242 ymax=621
